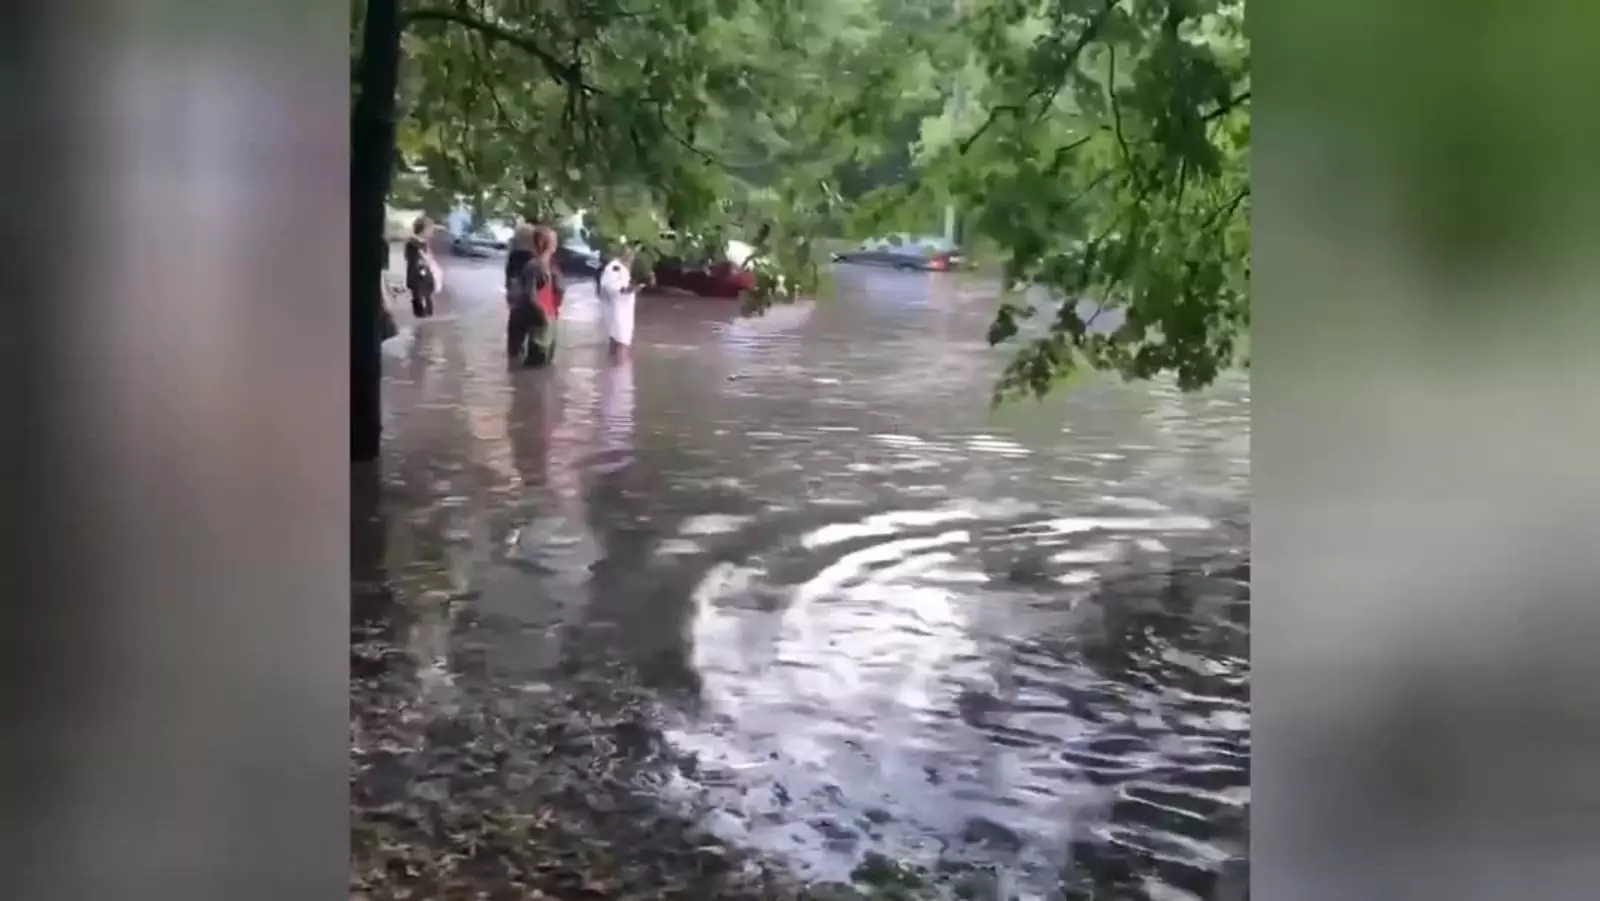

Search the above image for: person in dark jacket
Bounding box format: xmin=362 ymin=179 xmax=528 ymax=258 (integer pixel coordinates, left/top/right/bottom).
xmin=403 ymin=216 xmax=438 ymax=318
xmin=505 ymin=222 xmax=536 ymax=296
xmin=506 ymin=225 xmax=566 ymax=367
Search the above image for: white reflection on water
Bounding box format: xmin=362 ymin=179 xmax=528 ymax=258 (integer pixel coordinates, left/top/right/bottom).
xmin=595 ymin=355 xmax=636 ymax=474
xmin=672 ymin=496 xmax=1222 ymax=885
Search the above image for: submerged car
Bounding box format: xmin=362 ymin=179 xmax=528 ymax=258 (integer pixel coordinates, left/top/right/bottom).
xmin=651 ymin=238 xmax=758 ymax=298
xmin=554 ymin=237 xmax=602 ymax=277
xmin=443 ymin=204 xmax=515 ymax=257
xmin=450 ymin=221 xmax=514 ymax=257
xmin=548 ymin=211 xmax=604 ymax=276
xmin=831 ymin=234 xmax=965 ymax=271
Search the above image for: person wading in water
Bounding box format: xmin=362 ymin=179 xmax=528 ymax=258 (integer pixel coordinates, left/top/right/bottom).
xmin=596 ymin=245 xmax=640 ymax=358
xmin=403 ymin=216 xmax=440 ymax=318
xmin=507 ymin=225 xmax=566 ymax=367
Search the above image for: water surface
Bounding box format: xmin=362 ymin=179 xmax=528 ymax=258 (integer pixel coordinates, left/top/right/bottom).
xmin=357 ymin=254 xmax=1249 ymax=900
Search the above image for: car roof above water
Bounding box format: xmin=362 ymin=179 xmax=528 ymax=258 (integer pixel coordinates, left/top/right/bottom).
xmin=863 ymin=234 xmax=955 ymax=250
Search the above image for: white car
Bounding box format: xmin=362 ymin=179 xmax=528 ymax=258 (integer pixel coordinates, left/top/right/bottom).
xmin=449 ymin=218 xmax=515 ymax=258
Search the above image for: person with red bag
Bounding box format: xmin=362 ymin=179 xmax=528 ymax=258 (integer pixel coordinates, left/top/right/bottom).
xmin=507 ymin=225 xmax=566 ymax=367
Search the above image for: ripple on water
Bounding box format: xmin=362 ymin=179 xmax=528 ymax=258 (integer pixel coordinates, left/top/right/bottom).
xmin=964 ymin=434 xmax=1033 ymax=458
xmin=679 ymin=514 xmax=758 ymax=537
xmin=666 ymin=497 xmax=1247 ymax=892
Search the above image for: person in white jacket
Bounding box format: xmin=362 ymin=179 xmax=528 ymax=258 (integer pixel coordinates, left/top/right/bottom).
xmin=596 ymin=247 xmax=639 ymax=356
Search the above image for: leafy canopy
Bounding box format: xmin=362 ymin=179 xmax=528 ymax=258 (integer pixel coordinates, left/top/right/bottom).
xmin=389 ymin=0 xmax=880 ymax=294
xmin=856 ymin=0 xmax=1250 ymax=397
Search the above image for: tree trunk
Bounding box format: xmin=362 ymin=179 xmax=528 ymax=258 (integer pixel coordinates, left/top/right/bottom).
xmin=350 ymin=0 xmax=403 ymax=462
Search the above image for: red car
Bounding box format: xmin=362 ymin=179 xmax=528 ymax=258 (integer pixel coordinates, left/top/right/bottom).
xmin=650 ymin=239 xmax=759 ymax=298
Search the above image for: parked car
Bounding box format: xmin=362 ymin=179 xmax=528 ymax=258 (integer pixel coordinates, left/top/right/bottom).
xmin=830 ymin=234 xmax=965 ymax=271
xmin=554 ymin=237 xmax=602 ymax=277
xmin=449 ymin=220 xmax=514 ymax=257
xmin=442 ymin=203 xmax=515 ymax=257
xmin=652 ymin=238 xmax=759 ymax=298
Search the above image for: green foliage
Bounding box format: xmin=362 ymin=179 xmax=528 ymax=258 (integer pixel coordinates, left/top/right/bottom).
xmin=375 ymin=0 xmax=888 ymax=302
xmin=866 ymin=0 xmax=1250 ymax=398
xmin=359 ymin=0 xmax=1248 ymax=397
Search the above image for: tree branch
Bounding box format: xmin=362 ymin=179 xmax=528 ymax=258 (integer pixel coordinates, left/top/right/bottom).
xmin=1062 ymin=164 xmax=1116 ymax=208
xmin=467 ymin=29 xmax=519 ymax=131
xmin=1030 ymin=0 xmax=1121 ymax=125
xmin=1199 ymin=185 xmax=1248 ymax=233
xmin=1045 ymin=133 xmax=1096 ymax=174
xmin=1107 ymin=47 xmax=1135 ymax=174
xmin=408 ymin=7 xmax=728 ymax=176
xmin=1202 ymin=91 xmax=1249 ymax=121
xmin=959 ymin=0 xmax=1121 ymax=155
xmin=403 ymin=7 xmax=602 ymax=95
xmin=632 ymin=95 xmax=729 ymax=168
xmin=958 ymin=105 xmax=1022 ymax=155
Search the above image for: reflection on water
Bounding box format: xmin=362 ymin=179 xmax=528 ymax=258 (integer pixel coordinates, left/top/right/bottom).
xmin=356 ymin=260 xmax=1249 ymax=899
xmin=670 ymin=499 xmax=1246 ymax=895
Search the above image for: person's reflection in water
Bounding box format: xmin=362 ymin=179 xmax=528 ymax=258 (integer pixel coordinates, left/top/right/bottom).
xmin=502 ymin=369 xmax=600 ymax=668
xmin=584 ymin=354 xmax=639 ymax=538
xmin=507 ymin=370 xmax=560 ymax=493
xmin=595 ymin=353 xmax=636 ymax=475
xmin=582 ymin=354 xmax=704 ymax=703
xmin=404 ymin=309 xmax=437 ymax=386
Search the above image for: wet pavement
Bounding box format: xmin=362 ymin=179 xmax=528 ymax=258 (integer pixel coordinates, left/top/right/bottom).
xmin=353 ymin=252 xmax=1250 ymax=900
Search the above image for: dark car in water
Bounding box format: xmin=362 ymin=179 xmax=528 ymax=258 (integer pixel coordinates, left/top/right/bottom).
xmin=830 ymin=234 xmax=965 ymax=271
xmin=651 ymin=239 xmax=759 ymax=299
xmin=554 ymin=237 xmax=602 ymax=277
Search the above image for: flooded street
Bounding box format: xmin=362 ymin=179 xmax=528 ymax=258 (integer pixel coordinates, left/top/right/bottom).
xmin=353 ymin=254 xmax=1250 ymax=900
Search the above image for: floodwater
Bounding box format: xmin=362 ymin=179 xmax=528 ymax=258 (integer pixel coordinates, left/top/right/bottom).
xmin=355 ymin=253 xmax=1250 ymax=900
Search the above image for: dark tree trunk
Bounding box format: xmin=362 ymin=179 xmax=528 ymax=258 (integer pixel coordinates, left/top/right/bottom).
xmin=520 ymin=176 xmax=546 ymax=223
xmin=351 ymin=0 xmax=403 ymax=462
